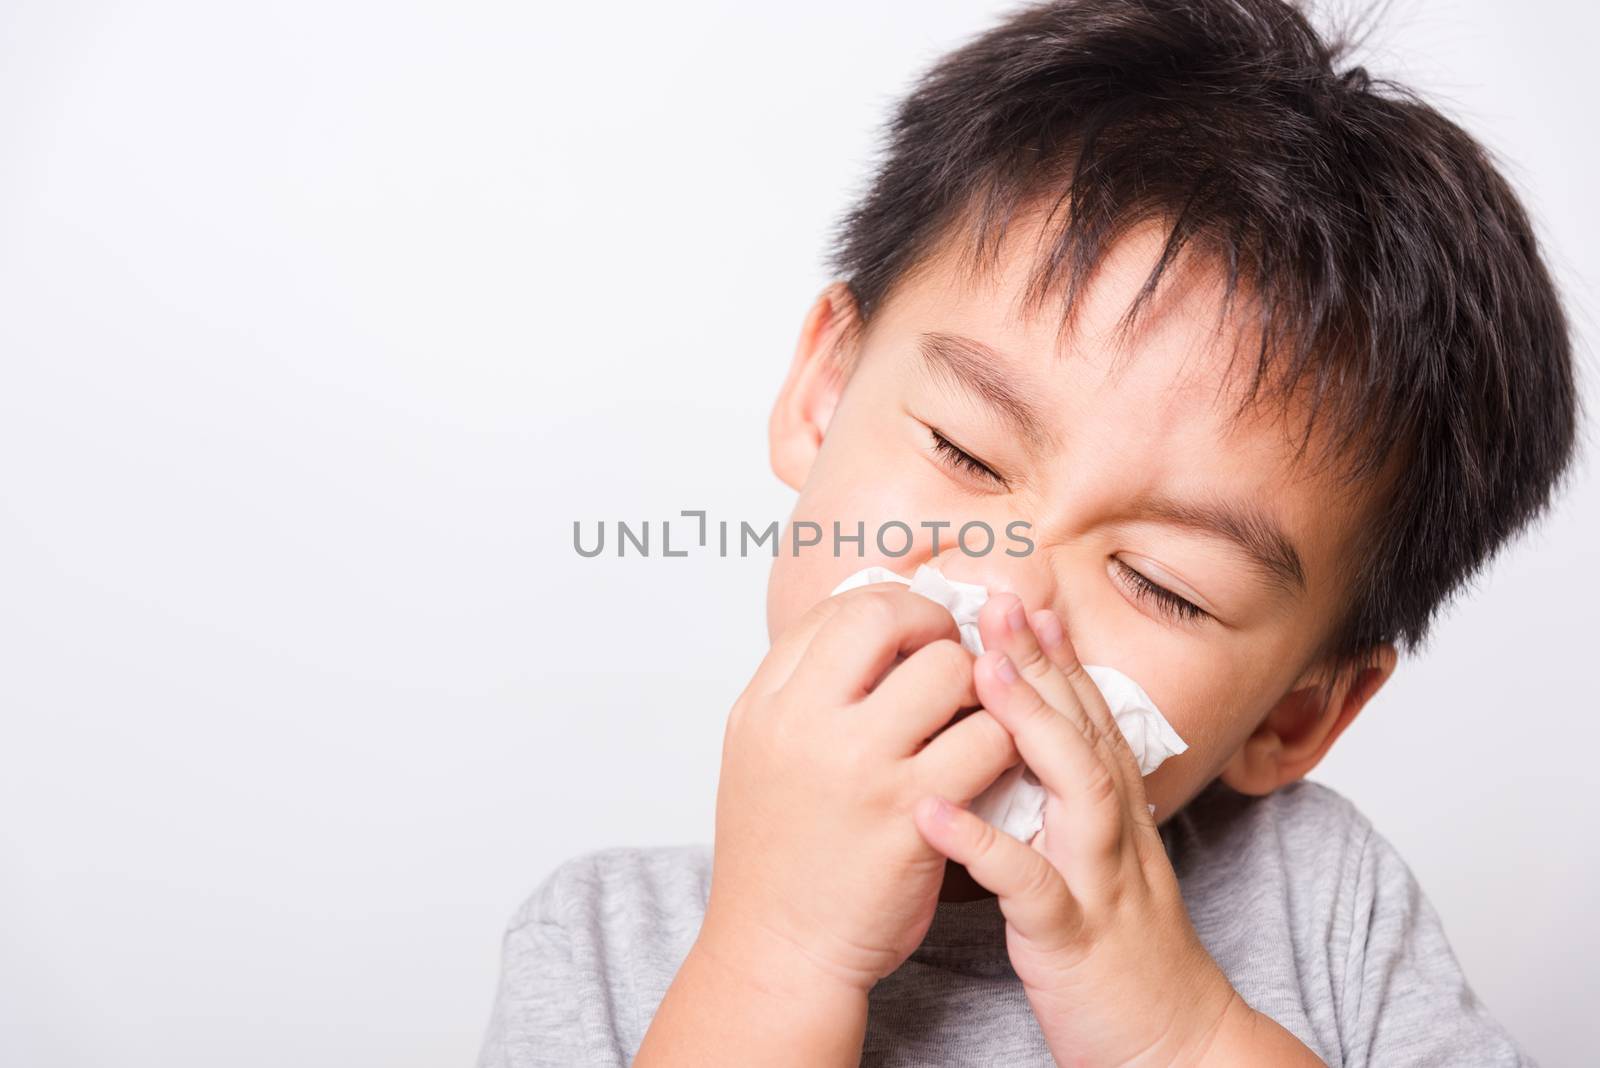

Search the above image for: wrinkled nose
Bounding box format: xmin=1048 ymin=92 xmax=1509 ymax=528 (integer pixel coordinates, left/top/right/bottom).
xmin=926 ymin=552 xmax=1057 ymax=618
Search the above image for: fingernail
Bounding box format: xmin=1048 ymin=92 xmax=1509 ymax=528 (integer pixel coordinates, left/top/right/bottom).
xmin=930 ymin=797 xmax=955 ymax=826
xmin=1005 ymin=601 xmax=1027 ymax=635
xmin=995 ymin=653 xmax=1018 ymax=684
xmin=1034 ymin=610 xmax=1064 ymax=649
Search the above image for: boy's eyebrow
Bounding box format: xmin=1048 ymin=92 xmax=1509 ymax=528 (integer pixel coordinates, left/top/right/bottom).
xmin=1127 ymin=490 xmax=1308 ymax=595
xmin=916 ymin=332 xmax=1054 ymax=450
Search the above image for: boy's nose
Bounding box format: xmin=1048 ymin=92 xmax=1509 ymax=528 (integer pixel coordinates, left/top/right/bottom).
xmin=928 ymin=555 xmax=1056 ymax=618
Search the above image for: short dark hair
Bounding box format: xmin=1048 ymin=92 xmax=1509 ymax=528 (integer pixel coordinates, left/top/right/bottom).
xmin=824 ymin=0 xmax=1583 ymax=687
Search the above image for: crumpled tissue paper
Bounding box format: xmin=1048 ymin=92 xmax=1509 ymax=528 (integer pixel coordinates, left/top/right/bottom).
xmin=829 ymin=563 xmax=1187 ymax=843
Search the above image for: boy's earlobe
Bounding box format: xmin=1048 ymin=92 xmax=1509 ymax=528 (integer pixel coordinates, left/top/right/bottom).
xmin=769 ymin=282 xmax=856 ymax=490
xmin=1219 ymin=643 xmax=1398 ymax=796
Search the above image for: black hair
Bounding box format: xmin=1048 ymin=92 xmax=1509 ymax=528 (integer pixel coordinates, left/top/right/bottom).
xmin=824 ymin=0 xmax=1584 ymax=690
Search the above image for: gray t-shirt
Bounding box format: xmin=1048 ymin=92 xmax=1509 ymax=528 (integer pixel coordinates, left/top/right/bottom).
xmin=477 ymin=780 xmax=1533 ymax=1066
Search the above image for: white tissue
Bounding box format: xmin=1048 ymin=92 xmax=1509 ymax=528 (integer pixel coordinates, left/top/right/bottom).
xmin=829 ymin=563 xmax=1187 ymax=843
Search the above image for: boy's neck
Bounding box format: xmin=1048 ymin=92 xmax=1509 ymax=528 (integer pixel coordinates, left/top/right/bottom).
xmin=937 ymin=860 xmax=996 ymax=903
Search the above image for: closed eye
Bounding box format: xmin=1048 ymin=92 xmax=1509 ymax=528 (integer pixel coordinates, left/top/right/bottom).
xmin=1113 ymin=558 xmax=1210 ymax=624
xmin=927 ymin=425 xmax=1006 ymax=487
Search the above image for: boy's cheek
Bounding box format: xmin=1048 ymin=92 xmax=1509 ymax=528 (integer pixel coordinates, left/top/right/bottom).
xmin=1145 ymin=762 xmax=1207 ymax=822
xmin=765 ymin=473 xmax=950 ymax=641
xmin=764 ymin=538 xmax=840 ymax=641
xmin=1143 ymin=708 xmax=1259 ymax=819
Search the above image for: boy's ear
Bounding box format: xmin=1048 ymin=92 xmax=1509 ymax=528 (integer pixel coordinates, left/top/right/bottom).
xmin=1219 ymin=643 xmax=1398 ymax=796
xmin=769 ymin=282 xmax=858 ymax=490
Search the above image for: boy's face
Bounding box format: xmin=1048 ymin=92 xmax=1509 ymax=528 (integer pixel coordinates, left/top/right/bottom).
xmin=766 ymin=214 xmax=1397 ymax=817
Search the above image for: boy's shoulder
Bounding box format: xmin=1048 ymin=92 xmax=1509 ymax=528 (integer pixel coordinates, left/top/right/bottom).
xmin=506 ymin=842 xmax=713 ymax=940
xmin=482 ymin=846 xmax=713 ymax=1065
xmin=1165 ymin=777 xmax=1382 ymax=914
xmin=1172 ymin=779 xmax=1536 ymax=1064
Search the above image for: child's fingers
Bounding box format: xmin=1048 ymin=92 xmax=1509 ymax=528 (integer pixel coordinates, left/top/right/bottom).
xmin=1026 ymin=606 xmax=1148 ymax=791
xmin=910 ymin=708 xmax=1021 ymax=802
xmin=914 ymin=795 xmax=1083 ymax=946
xmin=976 ymin=595 xmax=1127 ymax=791
xmin=745 ymin=582 xmax=882 ymax=695
xmin=863 ymin=637 xmax=980 ymax=750
xmin=785 ymin=587 xmax=962 ymax=703
xmin=974 ymin=650 xmax=1125 ymax=868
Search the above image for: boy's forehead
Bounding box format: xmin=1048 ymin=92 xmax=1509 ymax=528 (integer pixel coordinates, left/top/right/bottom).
xmin=873 ymin=216 xmax=1302 ymax=449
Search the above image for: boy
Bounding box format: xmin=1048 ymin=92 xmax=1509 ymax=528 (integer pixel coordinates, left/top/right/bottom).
xmin=481 ymin=0 xmax=1578 ymax=1063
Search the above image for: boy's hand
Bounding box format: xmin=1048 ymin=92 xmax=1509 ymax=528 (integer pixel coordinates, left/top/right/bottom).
xmin=911 ymin=593 xmax=1321 ymax=1067
xmin=696 ymin=582 xmax=1021 ymax=997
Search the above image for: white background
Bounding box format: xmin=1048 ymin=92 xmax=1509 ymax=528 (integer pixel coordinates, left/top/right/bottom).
xmin=1 ymin=1 xmax=1594 ymax=1064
